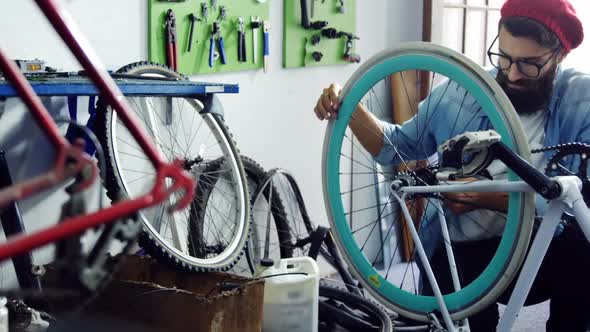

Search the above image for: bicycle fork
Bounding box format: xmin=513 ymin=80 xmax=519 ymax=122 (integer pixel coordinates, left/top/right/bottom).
xmin=393 ymin=192 xmax=467 ymax=332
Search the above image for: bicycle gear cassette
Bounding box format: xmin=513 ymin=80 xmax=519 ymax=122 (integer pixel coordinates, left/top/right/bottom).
xmin=535 ymin=142 xmax=590 ymax=205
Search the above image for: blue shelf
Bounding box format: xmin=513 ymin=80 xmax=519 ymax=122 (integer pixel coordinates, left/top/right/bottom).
xmin=0 ymin=76 xmax=239 ymax=97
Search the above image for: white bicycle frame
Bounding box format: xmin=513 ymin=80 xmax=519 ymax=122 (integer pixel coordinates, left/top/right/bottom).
xmin=393 ymin=175 xmax=590 ymax=332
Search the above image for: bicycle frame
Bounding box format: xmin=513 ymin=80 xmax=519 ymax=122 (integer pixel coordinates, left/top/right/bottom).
xmin=394 ymin=176 xmax=590 ymax=332
xmin=0 ymin=0 xmax=194 ymax=261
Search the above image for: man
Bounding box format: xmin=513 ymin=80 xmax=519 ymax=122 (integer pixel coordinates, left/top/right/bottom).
xmin=314 ymin=0 xmax=590 ymax=330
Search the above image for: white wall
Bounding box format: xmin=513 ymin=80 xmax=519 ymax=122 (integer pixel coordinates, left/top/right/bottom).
xmin=563 ymin=0 xmax=590 ymax=70
xmin=1 ymin=0 xmax=423 ymax=229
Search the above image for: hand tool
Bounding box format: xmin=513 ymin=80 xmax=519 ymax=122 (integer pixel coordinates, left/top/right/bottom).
xmin=340 ymin=32 xmax=360 ymax=63
xmin=320 ymin=28 xmax=361 ymax=63
xmin=312 ymin=51 xmax=323 ymax=62
xmin=338 ymin=0 xmax=346 ymax=14
xmin=237 ymin=17 xmax=247 ymax=62
xmin=263 ymin=20 xmax=270 ymax=72
xmin=251 ymin=16 xmax=261 ymax=64
xmin=311 ymin=34 xmax=321 ymax=46
xmin=209 ymin=21 xmax=226 ymax=67
xmin=187 ymin=13 xmax=201 ymax=52
xmin=201 ymin=3 xmax=208 ymax=23
xmin=164 ymin=9 xmax=178 ymax=71
xmin=218 ymin=5 xmax=227 ymax=21
xmin=211 ymin=0 xmax=217 ymax=11
xmin=300 ymin=0 xmax=328 ymax=29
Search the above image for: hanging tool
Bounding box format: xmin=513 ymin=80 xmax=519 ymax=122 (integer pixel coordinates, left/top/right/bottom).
xmin=341 ymin=32 xmax=360 ymax=63
xmin=201 ymin=3 xmax=208 ymax=23
xmin=311 ymin=34 xmax=321 ymax=46
xmin=164 ymin=9 xmax=178 ymax=71
xmin=320 ymin=28 xmax=361 ymax=63
xmin=237 ymin=17 xmax=247 ymax=62
xmin=338 ymin=0 xmax=346 ymax=14
xmin=209 ymin=21 xmax=226 ymax=67
xmin=211 ymin=0 xmax=217 ymax=11
xmin=263 ymin=20 xmax=270 ymax=73
xmin=300 ymin=0 xmax=328 ymax=30
xmin=187 ymin=13 xmax=202 ymax=52
xmin=311 ymin=51 xmax=323 ymax=62
xmin=251 ymin=16 xmax=261 ymax=64
xmin=218 ymin=6 xmax=227 ymax=21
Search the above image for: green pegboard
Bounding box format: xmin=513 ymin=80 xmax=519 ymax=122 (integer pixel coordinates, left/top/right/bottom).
xmin=283 ymin=0 xmax=357 ymax=68
xmin=148 ymin=0 xmax=270 ymax=75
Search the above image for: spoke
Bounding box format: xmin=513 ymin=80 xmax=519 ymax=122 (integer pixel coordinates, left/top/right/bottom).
xmin=350 ymin=209 xmax=398 ymax=235
xmin=399 ymin=71 xmax=425 ymax=157
xmin=346 ymin=201 xmax=400 ymax=217
xmin=340 ymin=178 xmax=392 ymax=196
xmin=128 ymin=98 xmax=174 ymax=155
xmin=115 ymin=150 xmax=151 ymax=162
xmin=186 ymin=117 xmax=207 ymax=154
xmin=359 ymin=193 xmax=395 ymax=252
xmin=448 ymin=90 xmax=470 ymax=138
xmin=413 ymin=78 xmax=452 ymax=152
xmin=340 ymin=152 xmax=382 ymax=175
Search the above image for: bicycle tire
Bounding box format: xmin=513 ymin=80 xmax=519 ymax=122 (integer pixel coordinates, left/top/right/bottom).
xmin=319 ymin=284 xmax=393 ymax=332
xmin=322 ymin=43 xmax=535 ymax=320
xmin=94 ymin=61 xmax=249 ymax=271
xmin=189 ymin=156 xmax=293 ymax=276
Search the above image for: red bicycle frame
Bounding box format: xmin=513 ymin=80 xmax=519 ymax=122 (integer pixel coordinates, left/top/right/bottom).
xmin=0 ymin=0 xmax=194 ymax=261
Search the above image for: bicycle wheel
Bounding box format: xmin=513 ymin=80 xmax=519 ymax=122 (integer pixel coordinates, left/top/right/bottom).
xmin=190 ymin=156 xmax=292 ymax=276
xmin=252 ymin=168 xmax=327 ymax=259
xmin=94 ymin=61 xmax=249 ymax=271
xmin=319 ymin=283 xmax=393 ymax=332
xmin=322 ymin=43 xmax=535 ymax=321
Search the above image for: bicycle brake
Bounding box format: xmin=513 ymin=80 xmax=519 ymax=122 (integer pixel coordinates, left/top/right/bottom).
xmin=437 ymin=130 xmax=501 ymax=180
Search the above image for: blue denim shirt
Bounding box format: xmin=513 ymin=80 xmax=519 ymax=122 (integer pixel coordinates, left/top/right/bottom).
xmin=373 ymin=66 xmax=590 ymax=255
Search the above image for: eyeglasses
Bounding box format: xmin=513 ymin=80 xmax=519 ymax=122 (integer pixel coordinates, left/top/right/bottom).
xmin=486 ymin=35 xmax=561 ymax=78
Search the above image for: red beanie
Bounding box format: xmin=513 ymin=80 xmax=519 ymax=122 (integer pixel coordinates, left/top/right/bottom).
xmin=501 ymin=0 xmax=584 ymax=52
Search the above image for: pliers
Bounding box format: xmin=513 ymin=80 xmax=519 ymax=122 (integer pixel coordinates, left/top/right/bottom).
xmin=209 ymin=21 xmax=227 ymax=67
xmin=165 ymin=9 xmax=178 ymax=71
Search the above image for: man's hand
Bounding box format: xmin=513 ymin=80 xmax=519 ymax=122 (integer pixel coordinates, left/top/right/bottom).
xmin=314 ymin=83 xmax=342 ymax=120
xmin=444 ymin=191 xmax=509 ymax=215
xmin=313 ymin=82 xmax=383 ymax=156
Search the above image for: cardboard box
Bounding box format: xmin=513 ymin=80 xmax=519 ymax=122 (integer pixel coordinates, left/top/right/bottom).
xmin=81 ymin=255 xmax=265 ymax=332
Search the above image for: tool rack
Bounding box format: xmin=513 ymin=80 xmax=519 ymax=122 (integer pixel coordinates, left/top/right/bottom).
xmin=148 ymin=0 xmax=270 ymax=75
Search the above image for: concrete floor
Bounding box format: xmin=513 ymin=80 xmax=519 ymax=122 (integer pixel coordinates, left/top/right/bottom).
xmin=382 ymin=262 xmax=550 ymax=331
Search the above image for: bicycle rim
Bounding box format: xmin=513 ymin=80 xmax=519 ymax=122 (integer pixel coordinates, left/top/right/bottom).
xmin=322 ymin=43 xmax=535 ymax=320
xmin=98 ymin=62 xmax=249 ymax=271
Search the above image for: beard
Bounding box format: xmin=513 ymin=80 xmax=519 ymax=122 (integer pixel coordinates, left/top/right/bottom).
xmin=495 ymin=63 xmax=557 ymax=114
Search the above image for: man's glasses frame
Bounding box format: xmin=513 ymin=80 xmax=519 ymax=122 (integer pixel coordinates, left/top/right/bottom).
xmin=486 ymin=35 xmax=561 ymax=78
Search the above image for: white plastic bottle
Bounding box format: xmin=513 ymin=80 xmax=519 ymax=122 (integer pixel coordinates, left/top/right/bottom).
xmin=257 ymin=256 xmax=320 ymax=332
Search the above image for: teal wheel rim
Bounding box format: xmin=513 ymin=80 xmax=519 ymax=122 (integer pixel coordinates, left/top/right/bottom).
xmin=325 ymin=53 xmax=523 ymax=314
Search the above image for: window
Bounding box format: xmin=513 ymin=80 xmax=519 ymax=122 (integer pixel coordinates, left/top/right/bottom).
xmin=563 ymin=1 xmax=590 ymax=69
xmin=435 ymin=0 xmax=503 ymax=66
xmin=435 ymin=0 xmax=589 ymax=70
